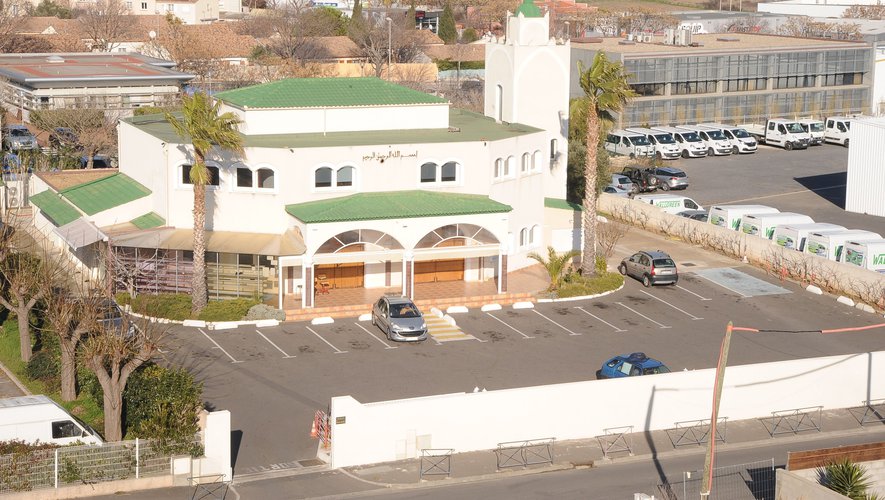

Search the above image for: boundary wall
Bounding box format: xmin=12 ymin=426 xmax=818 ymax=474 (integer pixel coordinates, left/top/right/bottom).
xmin=329 ymin=351 xmax=885 ymax=467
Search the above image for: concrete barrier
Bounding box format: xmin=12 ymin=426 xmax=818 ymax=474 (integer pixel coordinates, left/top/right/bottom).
xmin=837 ymin=296 xmax=856 ymax=307
xmin=806 ymin=285 xmax=823 ymax=295
xmin=183 ymin=319 xmax=207 ymax=328
xmin=481 ymin=304 xmax=502 ymax=312
xmin=210 ymin=322 xmax=238 ymax=331
xmin=255 ymin=319 xmax=280 ymax=328
xmin=311 ymin=317 xmax=334 ymax=325
xmin=358 ymin=313 xmax=372 ymax=322
xmin=446 ymin=306 xmax=469 ymax=314
xmin=512 ymin=301 xmax=534 ymax=310
xmin=442 ymin=314 xmax=457 ymax=327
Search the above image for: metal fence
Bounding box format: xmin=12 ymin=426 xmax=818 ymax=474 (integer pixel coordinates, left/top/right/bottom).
xmin=0 ymin=438 xmax=184 ymax=494
xmin=658 ymin=458 xmax=776 ymax=500
xmin=495 ymin=438 xmax=555 ymax=470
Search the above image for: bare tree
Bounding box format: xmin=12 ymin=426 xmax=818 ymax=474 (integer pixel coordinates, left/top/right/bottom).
xmin=843 ymin=4 xmax=885 ymax=20
xmin=350 ymin=13 xmax=422 ymax=78
xmin=0 ymin=1 xmax=22 ymax=52
xmin=81 ymin=314 xmax=163 ymax=441
xmin=778 ymin=17 xmax=861 ymax=40
xmin=77 ymin=0 xmax=136 ymax=52
xmin=0 ymin=251 xmax=45 ymax=363
xmin=30 ymin=108 xmax=119 ymax=168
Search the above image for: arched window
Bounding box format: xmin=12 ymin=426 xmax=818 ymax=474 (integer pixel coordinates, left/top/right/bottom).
xmin=181 ymin=165 xmax=220 ymax=186
xmin=440 ymin=161 xmax=457 ymax=182
xmin=505 ymin=156 xmax=515 ymax=177
xmin=257 ymin=167 xmax=275 ymax=189
xmin=521 ymin=153 xmax=530 ymax=173
xmin=236 ymin=167 xmax=252 ymax=188
xmin=519 ymin=228 xmax=529 ymax=247
xmin=315 ymin=167 xmax=333 ymax=188
xmin=550 ymin=138 xmax=558 ymax=159
xmin=532 ymin=150 xmax=542 ymax=171
xmin=494 ymin=158 xmax=503 ymax=178
xmin=336 ymin=166 xmax=354 ymax=187
xmin=531 ymin=225 xmax=540 ymax=245
xmin=420 ymin=162 xmax=437 ymax=183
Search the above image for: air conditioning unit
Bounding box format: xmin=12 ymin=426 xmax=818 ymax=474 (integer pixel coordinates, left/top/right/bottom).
xmin=643 ymin=33 xmax=653 ymax=43
xmin=664 ymin=28 xmax=676 ymax=44
xmin=6 ymin=186 xmax=19 ymax=208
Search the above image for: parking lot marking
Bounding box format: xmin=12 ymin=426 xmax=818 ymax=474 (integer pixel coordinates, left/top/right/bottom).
xmin=637 ymin=290 xmax=703 ymax=320
xmin=573 ymin=306 xmax=626 ymax=332
xmin=676 ymin=284 xmax=712 ymax=301
xmin=353 ymin=323 xmax=398 ymax=349
xmin=532 ymin=310 xmax=581 ymax=336
xmin=305 ymin=326 xmax=348 ymax=354
xmin=695 ymin=272 xmax=750 ymax=297
xmin=716 ymin=184 xmax=846 ymax=205
xmin=486 ymin=313 xmax=534 ymax=339
xmin=198 ymin=328 xmax=242 ymax=363
xmin=615 ymin=303 xmax=671 ymax=329
xmin=255 ymin=329 xmax=295 ymax=358
xmin=425 ymin=316 xmax=478 ymax=343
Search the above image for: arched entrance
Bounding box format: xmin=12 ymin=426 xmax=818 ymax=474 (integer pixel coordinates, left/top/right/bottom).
xmin=412 ymin=224 xmax=501 ymax=286
xmin=314 ymin=229 xmax=404 ymax=289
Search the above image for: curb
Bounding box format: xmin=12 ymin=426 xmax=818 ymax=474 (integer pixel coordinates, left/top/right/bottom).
xmin=536 ymin=283 xmax=625 ymax=303
xmin=0 ymin=360 xmax=31 ymax=396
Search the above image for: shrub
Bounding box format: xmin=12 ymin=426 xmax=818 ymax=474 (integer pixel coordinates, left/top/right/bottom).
xmin=461 ymin=28 xmax=479 ymax=43
xmin=26 ymin=350 xmax=59 ymax=392
xmin=128 ymin=294 xmax=192 ymax=320
xmin=198 ymin=298 xmax=260 ymax=322
xmin=557 ymin=272 xmax=624 ymax=298
xmin=115 ymin=292 xmax=132 ymax=306
xmin=595 ymin=255 xmax=607 ymax=275
xmin=244 ymin=304 xmax=285 ymax=321
xmin=818 ymin=459 xmax=875 ymax=500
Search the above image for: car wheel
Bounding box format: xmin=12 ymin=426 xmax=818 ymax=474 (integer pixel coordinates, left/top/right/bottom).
xmin=371 ymin=313 xmax=376 ymax=326
xmin=642 ymin=275 xmax=652 ymax=287
xmin=655 ymin=151 xmax=662 ymax=160
xmin=681 ymin=150 xmax=689 ymax=158
xmin=387 ymin=325 xmax=393 ymax=341
xmin=631 ymin=184 xmax=640 ymax=194
xmin=732 ymin=146 xmax=739 ymax=154
xmin=844 ymin=139 xmax=850 ymax=148
xmin=618 ymin=263 xmax=627 ymax=275
xmin=707 ymin=147 xmax=714 ymax=156
xmin=660 ymin=183 xmax=670 ymax=191
xmin=784 ymin=141 xmax=794 ymax=151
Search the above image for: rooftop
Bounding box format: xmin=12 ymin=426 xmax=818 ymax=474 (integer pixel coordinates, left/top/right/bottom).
xmin=571 ymin=33 xmax=869 ymax=55
xmin=0 ymin=52 xmax=193 ymax=86
xmin=60 ymin=173 xmax=151 ymax=215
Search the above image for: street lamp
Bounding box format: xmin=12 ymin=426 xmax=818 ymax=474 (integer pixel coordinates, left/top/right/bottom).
xmin=385 ymin=17 xmax=392 ymax=81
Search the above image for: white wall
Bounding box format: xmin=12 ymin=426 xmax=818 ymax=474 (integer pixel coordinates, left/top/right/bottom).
xmin=329 ymin=351 xmax=885 ymax=467
xmin=875 ymin=46 xmax=885 ymax=116
xmin=846 ymin=118 xmax=885 ymax=217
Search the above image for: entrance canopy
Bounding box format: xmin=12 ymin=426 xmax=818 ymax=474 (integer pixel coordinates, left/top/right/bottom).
xmin=106 ymin=227 xmax=306 ymax=256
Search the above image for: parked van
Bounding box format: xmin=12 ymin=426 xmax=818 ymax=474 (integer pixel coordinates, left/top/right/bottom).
xmin=824 ymin=116 xmax=852 ymax=147
xmin=650 ymin=126 xmax=707 ymax=158
xmin=0 ymin=395 xmax=104 ymax=446
xmin=772 ymin=223 xmax=846 ymax=252
xmin=697 ymin=123 xmax=758 ymax=154
xmin=841 ymin=239 xmax=885 ymax=272
xmin=741 ymin=213 xmax=815 ymax=240
xmin=741 ymin=119 xmax=811 ymax=150
xmin=708 ymin=205 xmax=779 ymax=231
xmin=624 ymin=127 xmax=682 ymax=159
xmin=633 ymin=194 xmax=704 ymax=215
xmin=603 ymin=130 xmax=655 ymax=158
xmin=676 ymin=125 xmax=733 ymax=156
xmin=797 ymin=118 xmax=825 ymax=145
xmin=805 ymin=230 xmax=882 ymax=261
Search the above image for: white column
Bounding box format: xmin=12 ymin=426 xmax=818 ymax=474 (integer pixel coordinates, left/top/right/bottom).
xmin=497 ymin=247 xmax=503 ymax=294
xmin=278 ymin=264 xmax=284 ymax=310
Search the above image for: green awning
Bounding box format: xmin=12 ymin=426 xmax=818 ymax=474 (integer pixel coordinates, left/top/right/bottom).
xmin=61 ymin=173 xmax=151 ymax=215
xmin=30 ymin=191 xmax=81 ymax=226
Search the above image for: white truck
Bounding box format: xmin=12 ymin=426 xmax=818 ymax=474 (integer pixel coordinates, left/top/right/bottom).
xmin=841 ymin=239 xmax=885 ymax=272
xmin=697 ymin=123 xmax=758 ymax=154
xmin=633 ymin=194 xmax=703 ymax=214
xmin=741 ymin=212 xmax=814 ymax=240
xmin=708 ymin=204 xmax=779 ymax=231
xmin=805 ymin=230 xmax=882 ymax=261
xmin=796 ymin=118 xmax=825 ymax=146
xmin=740 ymin=119 xmax=811 ymax=151
xmin=772 ymin=223 xmax=845 ymax=252
xmin=0 ymin=395 xmax=104 ymax=446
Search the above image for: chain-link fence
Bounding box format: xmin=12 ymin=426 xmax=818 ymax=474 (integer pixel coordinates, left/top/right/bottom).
xmin=658 ymin=458 xmax=776 ymax=500
xmin=0 ymin=438 xmax=196 ymax=494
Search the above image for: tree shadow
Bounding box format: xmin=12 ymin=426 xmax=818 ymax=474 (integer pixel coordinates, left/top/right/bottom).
xmin=793 ymin=172 xmax=846 ymax=209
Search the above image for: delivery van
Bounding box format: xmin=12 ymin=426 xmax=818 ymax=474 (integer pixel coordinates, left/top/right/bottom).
xmin=697 ymin=123 xmax=758 ymax=154
xmin=624 ymin=127 xmax=682 ymax=160
xmin=633 ymin=194 xmax=703 ymax=215
xmin=741 ymin=212 xmax=814 ymax=240
xmin=772 ymin=223 xmax=846 ymax=252
xmin=603 ymin=130 xmax=655 ymax=158
xmin=676 ymin=125 xmax=733 ymax=156
xmin=841 ymin=239 xmax=885 ymax=272
xmin=650 ymin=126 xmax=707 ymax=158
xmin=0 ymin=395 xmax=104 ymax=446
xmin=805 ymin=230 xmax=882 ymax=261
xmin=708 ymin=205 xmax=779 ymax=231
xmin=797 ymin=118 xmax=825 ymax=145
xmin=824 ymin=116 xmax=852 ymax=146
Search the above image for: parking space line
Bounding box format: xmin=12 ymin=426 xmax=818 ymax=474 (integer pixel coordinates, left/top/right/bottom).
xmin=637 ymin=290 xmax=703 ymax=320
xmin=305 ymin=326 xmax=348 ymax=354
xmin=353 ymin=323 xmax=398 ymax=349
xmin=255 ymin=329 xmax=295 ymax=358
xmin=615 ymin=303 xmax=672 ymax=329
xmin=694 ymin=273 xmax=750 ymax=298
xmin=198 ymin=328 xmax=242 ymax=363
xmin=532 ymin=310 xmax=581 ymax=336
xmin=573 ymin=306 xmax=626 ymax=332
xmin=676 ymin=284 xmax=712 ymax=301
xmin=486 ymin=313 xmax=534 ymax=339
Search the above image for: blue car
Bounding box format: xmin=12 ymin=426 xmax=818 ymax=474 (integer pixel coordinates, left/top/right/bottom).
xmin=596 ymin=352 xmax=670 ymax=379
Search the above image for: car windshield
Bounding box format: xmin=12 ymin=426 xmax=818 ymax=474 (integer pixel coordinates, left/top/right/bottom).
xmin=732 ymin=128 xmax=751 ymax=138
xmin=653 ymin=134 xmax=675 ymax=144
xmin=706 ymin=130 xmax=725 ymax=140
xmin=643 ymin=365 xmax=670 ymax=375
xmin=785 ymin=123 xmax=804 ymax=133
xmin=390 ymin=303 xmax=421 ymax=318
xmin=653 ymin=258 xmax=675 ymax=267
xmin=845 ymin=122 xmax=851 ymax=130
xmin=681 ymin=132 xmax=701 ymax=142
xmin=660 ymin=170 xmax=686 ymax=177
xmin=630 ymin=136 xmax=650 ymax=146
xmin=809 ymin=123 xmax=824 ymax=132
xmin=10 ymin=129 xmax=30 ymax=137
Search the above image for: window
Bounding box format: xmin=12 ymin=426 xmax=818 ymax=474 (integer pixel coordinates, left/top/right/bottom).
xmin=236 ymin=167 xmax=253 ymax=188
xmin=336 ymin=166 xmax=354 ymax=187
xmin=494 ymin=158 xmax=503 ymax=178
xmin=257 ymin=168 xmax=274 ymax=188
xmin=181 ymin=165 xmax=220 ymax=186
xmin=532 ymin=150 xmax=542 ymax=171
xmin=550 ymin=139 xmax=558 ymax=159
xmin=420 ymin=162 xmax=437 ymax=183
xmin=140 ymin=1 xmax=147 ymax=9
xmin=505 ymin=156 xmax=515 ymax=177
xmin=315 ymin=167 xmax=332 ymax=188
xmin=52 ymin=420 xmax=80 ymax=439
xmin=519 ymin=226 xmax=539 ymax=247
xmin=440 ymin=162 xmax=457 ymax=182
xmin=521 ymin=153 xmax=530 ymax=173
xmin=125 ymin=1 xmax=132 ymax=8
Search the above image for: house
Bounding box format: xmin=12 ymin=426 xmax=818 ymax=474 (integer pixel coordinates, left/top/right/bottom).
xmin=69 ymin=0 xmax=222 ymax=24
xmin=25 ymin=0 xmax=575 ymax=311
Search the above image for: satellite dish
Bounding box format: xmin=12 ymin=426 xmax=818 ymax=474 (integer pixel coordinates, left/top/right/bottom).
xmin=149 ymin=30 xmax=157 ymax=39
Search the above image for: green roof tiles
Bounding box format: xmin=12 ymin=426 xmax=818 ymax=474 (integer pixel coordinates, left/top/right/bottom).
xmin=30 ymin=191 xmax=81 ymax=226
xmin=544 ymin=198 xmax=583 ymax=211
xmin=215 ymin=78 xmax=447 ymax=109
xmin=60 ymin=173 xmax=151 ymax=215
xmin=286 ymin=191 xmax=512 ymax=223
xmin=131 ymin=212 xmax=165 ymax=229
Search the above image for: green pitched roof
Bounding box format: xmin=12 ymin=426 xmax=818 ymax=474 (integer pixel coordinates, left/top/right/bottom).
xmin=515 ymin=0 xmax=542 ymax=17
xmin=215 ymin=78 xmax=447 ymax=109
xmin=30 ymin=191 xmax=81 ymax=226
xmin=60 ymin=173 xmax=151 ymax=215
xmin=131 ymin=212 xmax=165 ymax=229
xmin=286 ymin=191 xmax=512 ymax=223
xmin=545 ymin=198 xmax=582 ymax=211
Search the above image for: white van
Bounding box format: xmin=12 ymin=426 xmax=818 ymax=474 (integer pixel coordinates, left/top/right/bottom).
xmin=708 ymin=205 xmax=779 ymax=231
xmin=741 ymin=213 xmax=815 ymax=240
xmin=650 ymin=126 xmax=707 ymax=158
xmin=624 ymin=127 xmax=682 ymax=160
xmin=676 ymin=125 xmax=733 ymax=156
xmin=772 ymin=223 xmax=846 ymax=252
xmin=824 ymin=116 xmax=852 ymax=146
xmin=0 ymin=395 xmax=104 ymax=446
xmin=697 ymin=123 xmax=758 ymax=154
xmin=603 ymin=129 xmax=655 ymax=158
xmin=633 ymin=194 xmax=704 ymax=215
xmin=841 ymin=239 xmax=885 ymax=272
xmin=805 ymin=230 xmax=882 ymax=261
xmin=797 ymin=118 xmax=825 ymax=145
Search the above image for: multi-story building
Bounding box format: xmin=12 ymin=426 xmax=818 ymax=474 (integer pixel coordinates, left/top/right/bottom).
xmin=570 ymin=33 xmax=874 ymax=127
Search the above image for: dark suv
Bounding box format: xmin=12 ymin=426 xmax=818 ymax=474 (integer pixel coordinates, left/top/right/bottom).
xmin=619 ymin=166 xmax=659 ymax=194
xmin=619 ymin=250 xmax=678 ymax=287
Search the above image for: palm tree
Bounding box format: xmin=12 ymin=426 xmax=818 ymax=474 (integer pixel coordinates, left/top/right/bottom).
xmin=166 ymin=92 xmax=244 ymax=314
xmin=577 ymin=52 xmax=636 ymax=276
xmin=528 ymin=246 xmax=580 ymax=292
xmin=819 ymin=459 xmax=874 ymax=500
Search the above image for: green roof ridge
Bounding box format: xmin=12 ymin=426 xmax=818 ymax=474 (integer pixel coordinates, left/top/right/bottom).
xmin=544 ymin=198 xmax=583 ymax=211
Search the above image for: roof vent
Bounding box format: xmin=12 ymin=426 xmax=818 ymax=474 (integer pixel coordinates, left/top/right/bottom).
xmin=46 ymin=55 xmax=65 ymax=63
xmin=716 ymin=36 xmax=740 ymax=42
